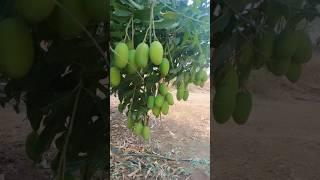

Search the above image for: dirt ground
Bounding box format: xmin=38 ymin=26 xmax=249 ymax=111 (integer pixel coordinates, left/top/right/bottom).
xmin=0 ymin=105 xmax=52 ymax=180
xmin=0 ymin=81 xmax=210 ymax=180
xmin=212 ymin=46 xmax=320 ymax=179
xmin=110 ymin=82 xmax=210 ymax=179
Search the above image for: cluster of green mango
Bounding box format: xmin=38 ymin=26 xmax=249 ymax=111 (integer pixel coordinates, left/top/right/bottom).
xmin=111 ymin=39 xmax=171 ymax=140
xmin=110 ymin=40 xmax=169 ymax=87
xmin=147 ymin=83 xmax=174 ymax=117
xmin=126 ymin=113 xmax=150 ymax=141
xmin=214 ymin=63 xmax=253 ymax=125
xmin=238 ymin=29 xmax=312 ymax=85
xmin=267 ymin=30 xmax=312 ymax=82
xmin=214 ymin=28 xmax=313 ymax=125
xmin=175 ymin=67 xmax=208 ymax=101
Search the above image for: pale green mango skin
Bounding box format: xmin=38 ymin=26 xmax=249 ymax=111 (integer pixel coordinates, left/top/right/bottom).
xmin=183 ymin=90 xmax=189 ymax=101
xmin=159 ymin=83 xmax=168 ymax=96
xmin=82 ymin=0 xmax=107 ymax=21
xmin=0 ymin=18 xmax=34 ymax=79
xmin=15 ymin=0 xmax=55 ymax=22
xmin=155 ymin=95 xmax=164 ymax=108
xmin=135 ymin=42 xmax=149 ymax=68
xmin=177 ymin=86 xmax=184 ymax=101
xmin=166 ymin=93 xmax=174 ymax=105
xmin=114 ymin=42 xmax=128 ymax=69
xmin=160 ymin=58 xmax=170 ymax=76
xmin=110 ymin=67 xmax=121 ymax=87
xmin=133 ymin=122 xmax=143 ymax=135
xmin=127 ymin=50 xmax=137 ymax=74
xmin=161 ymin=101 xmax=169 ymax=115
xmin=152 ymin=107 xmax=160 ymax=117
xmin=142 ymin=126 xmax=150 ymax=140
xmin=149 ymin=41 xmax=163 ymax=65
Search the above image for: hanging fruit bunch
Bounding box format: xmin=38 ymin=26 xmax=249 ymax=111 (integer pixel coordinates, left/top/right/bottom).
xmin=213 ymin=0 xmax=316 ymax=125
xmin=111 ymin=0 xmax=210 ymax=141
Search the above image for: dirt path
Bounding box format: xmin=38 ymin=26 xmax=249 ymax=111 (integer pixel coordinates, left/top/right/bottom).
xmin=213 ymin=99 xmax=320 ymax=180
xmin=212 ymin=44 xmax=320 ymax=179
xmin=151 ymin=84 xmax=210 ymax=161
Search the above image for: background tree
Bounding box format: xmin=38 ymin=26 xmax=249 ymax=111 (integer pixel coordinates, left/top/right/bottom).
xmin=213 ymin=0 xmax=320 ymax=125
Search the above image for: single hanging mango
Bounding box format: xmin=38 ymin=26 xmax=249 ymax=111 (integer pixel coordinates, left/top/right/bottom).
xmin=135 ymin=42 xmax=149 ymax=68
xmin=150 ymin=41 xmax=163 ymax=65
xmin=160 ymin=58 xmax=170 ymax=76
xmin=114 ymin=42 xmax=128 ymax=69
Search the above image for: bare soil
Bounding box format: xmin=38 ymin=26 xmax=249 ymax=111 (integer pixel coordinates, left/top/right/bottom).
xmin=110 ymin=81 xmax=210 ymax=179
xmin=0 ymin=105 xmax=51 ymax=180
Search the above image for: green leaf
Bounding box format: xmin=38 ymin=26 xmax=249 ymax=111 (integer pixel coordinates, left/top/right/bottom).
xmin=223 ymin=0 xmax=255 ymax=13
xmin=113 ymin=9 xmax=132 ymax=17
xmin=161 ymin=11 xmax=177 ymax=20
xmin=0 ymin=0 xmax=12 ymax=20
xmin=133 ymin=8 xmax=151 ymax=21
xmin=154 ymin=19 xmax=179 ymax=29
xmin=213 ymin=10 xmax=233 ymax=33
xmin=26 ymin=102 xmax=43 ymax=131
xmin=127 ymin=0 xmax=144 ymax=10
xmin=281 ymin=0 xmax=304 ymax=9
xmin=134 ymin=5 xmax=163 ymax=22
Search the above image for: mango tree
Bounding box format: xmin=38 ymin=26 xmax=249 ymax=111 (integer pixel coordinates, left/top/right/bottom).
xmin=213 ymin=0 xmax=319 ymax=125
xmin=110 ymin=0 xmax=210 ymax=140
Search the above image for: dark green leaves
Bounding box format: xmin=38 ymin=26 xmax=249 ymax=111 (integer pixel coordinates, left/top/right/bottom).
xmin=154 ymin=19 xmax=179 ymax=30
xmin=213 ymin=9 xmax=233 ymax=33
xmin=223 ymin=0 xmax=256 ymax=13
xmin=0 ymin=0 xmax=12 ymax=20
xmin=113 ymin=9 xmax=132 ymax=17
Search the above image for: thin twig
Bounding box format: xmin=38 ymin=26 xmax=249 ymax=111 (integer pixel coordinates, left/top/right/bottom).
xmin=57 ymin=84 xmax=82 ymax=180
xmin=152 ymin=5 xmax=158 ymax=41
xmin=149 ymin=1 xmax=156 ymax=43
xmin=131 ymin=16 xmax=135 ymax=45
xmin=221 ymin=0 xmax=264 ymax=34
xmin=121 ymin=153 xmax=193 ymax=162
xmin=143 ymin=26 xmax=151 ymax=43
xmin=124 ymin=17 xmax=133 ymax=42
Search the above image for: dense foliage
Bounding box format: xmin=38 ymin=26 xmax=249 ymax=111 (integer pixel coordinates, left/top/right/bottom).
xmin=213 ymin=0 xmax=320 ymax=125
xmin=110 ymin=0 xmax=210 ymax=140
xmin=0 ymin=0 xmax=107 ymax=179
